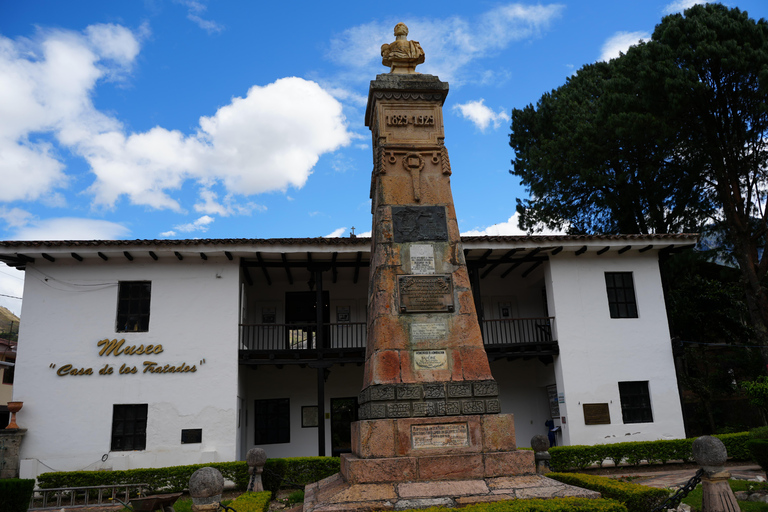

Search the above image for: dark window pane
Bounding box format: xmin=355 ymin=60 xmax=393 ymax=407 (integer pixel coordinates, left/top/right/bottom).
xmin=117 ymin=281 xmax=151 ymax=332
xmin=254 ymin=398 xmax=290 ymax=444
xmin=605 ymin=272 xmax=638 ymax=319
xmin=111 ymin=404 xmax=148 ymax=451
xmin=619 ymin=381 xmax=653 ymax=423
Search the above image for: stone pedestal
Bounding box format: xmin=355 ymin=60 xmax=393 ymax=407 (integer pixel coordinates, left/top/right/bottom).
xmin=0 ymin=428 xmax=27 ymax=479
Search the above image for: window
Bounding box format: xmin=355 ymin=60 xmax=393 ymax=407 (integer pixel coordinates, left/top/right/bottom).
xmin=618 ymin=381 xmax=653 ymax=423
xmin=604 ymin=272 xmax=638 ymax=318
xmin=2 ymin=363 xmax=14 ymax=385
xmin=254 ymin=398 xmax=290 ymax=444
xmin=111 ymin=404 xmax=148 ymax=451
xmin=116 ymin=281 xmax=151 ymax=332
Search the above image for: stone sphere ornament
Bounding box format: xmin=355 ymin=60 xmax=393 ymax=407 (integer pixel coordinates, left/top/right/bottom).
xmin=531 ymin=434 xmax=549 ymax=453
xmin=692 ymin=435 xmax=728 ymax=471
xmin=189 ymin=467 xmax=225 ymax=511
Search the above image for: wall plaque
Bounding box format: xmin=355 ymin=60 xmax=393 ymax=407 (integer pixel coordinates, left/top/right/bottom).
xmin=414 ymin=350 xmax=448 ymax=370
xmin=412 ymin=423 xmax=469 ymax=449
xmin=411 ymin=323 xmax=447 ymax=341
xmin=410 ymin=244 xmax=435 ymax=274
xmin=583 ymin=403 xmax=611 ymax=425
xmin=399 ymin=275 xmax=453 ymax=313
xmin=392 ymin=206 xmax=448 ymax=243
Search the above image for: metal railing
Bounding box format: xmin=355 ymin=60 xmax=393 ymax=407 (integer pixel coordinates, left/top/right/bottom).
xmin=240 ymin=322 xmax=367 ymax=351
xmin=29 ymin=483 xmax=147 ymax=510
xmin=240 ymin=317 xmax=555 ymax=352
xmin=482 ymin=317 xmax=555 ymax=345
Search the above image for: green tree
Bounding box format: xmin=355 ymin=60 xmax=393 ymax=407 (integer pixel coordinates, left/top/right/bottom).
xmin=511 ymin=4 xmax=768 ymax=362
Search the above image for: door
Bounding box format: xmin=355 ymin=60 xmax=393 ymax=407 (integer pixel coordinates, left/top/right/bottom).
xmin=330 ymin=397 xmax=358 ymax=457
xmin=285 ymin=291 xmax=329 ymax=349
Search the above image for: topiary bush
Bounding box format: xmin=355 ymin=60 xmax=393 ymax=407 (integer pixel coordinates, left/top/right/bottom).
xmin=229 ymin=491 xmax=272 ymax=512
xmin=0 ymin=479 xmax=35 ymax=512
xmin=548 ymin=473 xmax=668 ymax=512
xmin=396 ymin=497 xmax=628 ymax=512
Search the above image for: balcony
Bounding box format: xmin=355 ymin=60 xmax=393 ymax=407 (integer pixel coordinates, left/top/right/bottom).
xmin=239 ymin=317 xmax=557 ymax=365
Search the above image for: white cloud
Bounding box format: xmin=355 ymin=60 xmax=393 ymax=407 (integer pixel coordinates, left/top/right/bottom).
xmin=160 ymin=230 xmax=177 ymax=237
xmin=453 ymin=99 xmax=507 ymax=131
xmin=663 ymin=0 xmax=700 ymax=14
xmin=0 ymin=267 xmax=24 ymax=317
xmin=0 ymin=207 xmax=35 ymax=229
xmin=461 ymin=212 xmax=565 ymax=236
xmin=599 ymin=31 xmax=650 ymax=62
xmin=324 ymin=227 xmax=347 ymax=238
xmin=9 ymin=218 xmax=131 ymax=240
xmin=174 ymin=0 xmax=224 ymax=34
xmin=328 ymin=3 xmax=564 ymax=84
xmin=171 ymin=215 xmax=214 ymax=233
xmin=193 ymin=188 xmax=264 ymax=216
xmin=357 ymin=230 xmax=372 ymax=237
xmin=0 ymin=25 xmax=352 ymax=212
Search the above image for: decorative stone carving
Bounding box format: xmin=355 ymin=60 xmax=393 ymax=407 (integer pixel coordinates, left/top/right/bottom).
xmin=381 ymin=23 xmax=425 ymax=74
xmin=246 ymin=447 xmax=267 ymax=492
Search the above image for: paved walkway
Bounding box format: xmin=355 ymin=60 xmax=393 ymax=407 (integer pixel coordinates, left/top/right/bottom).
xmin=601 ymin=463 xmax=765 ymax=489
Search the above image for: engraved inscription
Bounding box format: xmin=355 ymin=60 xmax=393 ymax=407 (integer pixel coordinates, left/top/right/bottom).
xmin=446 ymin=402 xmax=461 ymax=415
xmin=412 ymin=402 xmax=435 ymax=417
xmin=411 ymin=323 xmax=447 ymax=341
xmin=462 ymin=400 xmax=485 ymax=415
xmin=392 ymin=206 xmax=448 ymax=243
xmin=410 ymin=244 xmax=435 ymax=274
xmin=397 ymin=384 xmax=423 ymax=400
xmin=399 ymin=275 xmax=453 ymax=313
xmin=583 ymin=403 xmax=611 ymax=425
xmin=473 ymin=381 xmax=499 ymax=397
xmin=370 ymin=385 xmax=396 ymax=401
xmin=411 ymin=423 xmax=469 ymax=449
xmin=388 ymin=403 xmax=411 ymax=418
xmin=424 ymin=384 xmax=446 ymax=399
xmin=414 ymin=350 xmax=448 ymax=370
xmin=386 ymin=114 xmax=435 ymax=126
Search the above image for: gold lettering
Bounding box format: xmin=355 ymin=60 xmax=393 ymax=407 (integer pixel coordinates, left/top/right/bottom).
xmin=154 ymin=344 xmax=163 ymax=354
xmin=98 ymin=338 xmax=125 ymax=356
xmin=97 ymin=339 xmax=164 ymax=357
xmin=56 ymin=364 xmax=93 ymax=376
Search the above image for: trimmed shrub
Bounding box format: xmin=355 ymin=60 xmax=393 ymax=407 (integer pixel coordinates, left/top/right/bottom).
xmin=397 ymin=497 xmax=628 ymax=512
xmin=750 ymin=426 xmax=768 ymax=439
xmin=0 ymin=479 xmax=35 ymax=512
xmin=747 ymin=439 xmax=768 ymax=473
xmin=229 ymin=491 xmax=272 ymax=512
xmin=548 ymin=473 xmax=668 ymax=512
xmin=548 ymin=433 xmax=749 ymax=472
xmin=37 ymin=457 xmax=339 ymax=496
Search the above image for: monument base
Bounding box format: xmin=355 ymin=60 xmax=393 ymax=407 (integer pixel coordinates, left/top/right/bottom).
xmin=303 ymin=473 xmax=600 ymax=511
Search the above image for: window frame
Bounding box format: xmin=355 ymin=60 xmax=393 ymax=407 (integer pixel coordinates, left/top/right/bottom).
xmin=254 ymin=398 xmax=290 ymax=444
xmin=116 ymin=281 xmax=152 ymax=333
xmin=604 ymin=272 xmax=638 ymax=318
xmin=618 ymin=381 xmax=653 ymax=424
xmin=111 ymin=404 xmax=148 ymax=451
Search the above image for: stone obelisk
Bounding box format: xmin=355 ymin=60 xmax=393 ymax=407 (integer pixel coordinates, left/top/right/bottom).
xmin=341 ymin=22 xmax=533 ymax=484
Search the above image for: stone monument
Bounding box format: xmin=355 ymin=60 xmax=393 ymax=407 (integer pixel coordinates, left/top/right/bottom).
xmin=304 ymin=24 xmax=594 ymax=511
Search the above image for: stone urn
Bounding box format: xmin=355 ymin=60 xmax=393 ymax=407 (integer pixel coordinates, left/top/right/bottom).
xmin=7 ymin=401 xmax=23 ymax=429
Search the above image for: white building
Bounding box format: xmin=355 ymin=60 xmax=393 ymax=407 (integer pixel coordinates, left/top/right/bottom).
xmin=0 ymin=233 xmax=693 ymax=479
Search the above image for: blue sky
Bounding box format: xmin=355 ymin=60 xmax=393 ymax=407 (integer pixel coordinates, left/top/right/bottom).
xmin=1 ymin=0 xmax=767 ymax=315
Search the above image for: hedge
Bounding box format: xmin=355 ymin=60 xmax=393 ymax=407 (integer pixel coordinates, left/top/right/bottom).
xmin=37 ymin=457 xmax=340 ymax=495
xmin=548 ymin=432 xmax=750 ymax=471
xmin=0 ymin=479 xmax=35 ymax=512
xmin=747 ymin=439 xmax=768 ymax=474
xmin=548 ymin=473 xmax=668 ymax=512
xmin=229 ymin=491 xmax=272 ymax=512
xmin=397 ymin=497 xmax=628 ymax=512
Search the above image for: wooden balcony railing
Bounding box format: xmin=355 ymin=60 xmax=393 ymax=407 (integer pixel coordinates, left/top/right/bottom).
xmin=239 ymin=317 xmax=555 ymax=353
xmin=481 ymin=317 xmax=555 ymax=346
xmin=240 ymin=322 xmax=367 ymax=351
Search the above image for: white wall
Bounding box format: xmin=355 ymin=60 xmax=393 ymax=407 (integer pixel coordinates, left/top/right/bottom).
xmin=546 ymin=253 xmax=685 ymax=446
xmin=239 ymin=363 xmax=364 ymax=458
xmin=14 ymin=257 xmax=240 ymax=478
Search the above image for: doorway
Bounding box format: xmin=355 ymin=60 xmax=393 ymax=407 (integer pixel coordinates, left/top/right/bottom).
xmin=330 ymin=397 xmax=358 ymax=457
xmin=285 ymin=291 xmax=329 ymax=349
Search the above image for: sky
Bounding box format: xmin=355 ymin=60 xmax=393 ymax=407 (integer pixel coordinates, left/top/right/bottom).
xmin=1 ymin=0 xmax=768 ymax=316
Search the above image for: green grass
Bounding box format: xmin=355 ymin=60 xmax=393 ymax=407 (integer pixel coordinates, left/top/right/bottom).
xmin=681 ymin=480 xmax=768 ymax=512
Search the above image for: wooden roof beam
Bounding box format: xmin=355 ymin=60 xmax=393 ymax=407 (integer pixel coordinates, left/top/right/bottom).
xmin=71 ymin=253 xmax=83 ymax=262
xmin=331 ymin=252 xmax=338 ymax=284
xmin=522 ymin=260 xmax=544 ymax=278
xmin=575 ymin=246 xmax=587 ymax=256
xmin=256 ymin=252 xmax=272 ymax=285
xmin=98 ymin=252 xmax=109 ymax=261
xmin=596 ymin=247 xmax=610 ymax=255
xmin=618 ymin=245 xmax=632 ymax=254
xmin=149 ymin=251 xmax=158 ymax=261
xmin=42 ymin=253 xmax=55 ymax=262
xmin=123 ymin=251 xmax=134 ymax=261
xmin=353 ymin=251 xmax=362 ymax=284
xmin=174 ymin=252 xmax=184 ymax=260
xmin=281 ymin=253 xmax=293 ymax=285
xmin=480 ymin=249 xmax=519 ymax=279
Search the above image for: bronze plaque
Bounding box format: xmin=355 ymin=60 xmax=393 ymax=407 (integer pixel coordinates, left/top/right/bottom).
xmin=392 ymin=206 xmax=448 ymax=243
xmin=398 ymin=275 xmax=453 ymax=313
xmin=583 ymin=403 xmax=611 ymax=425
